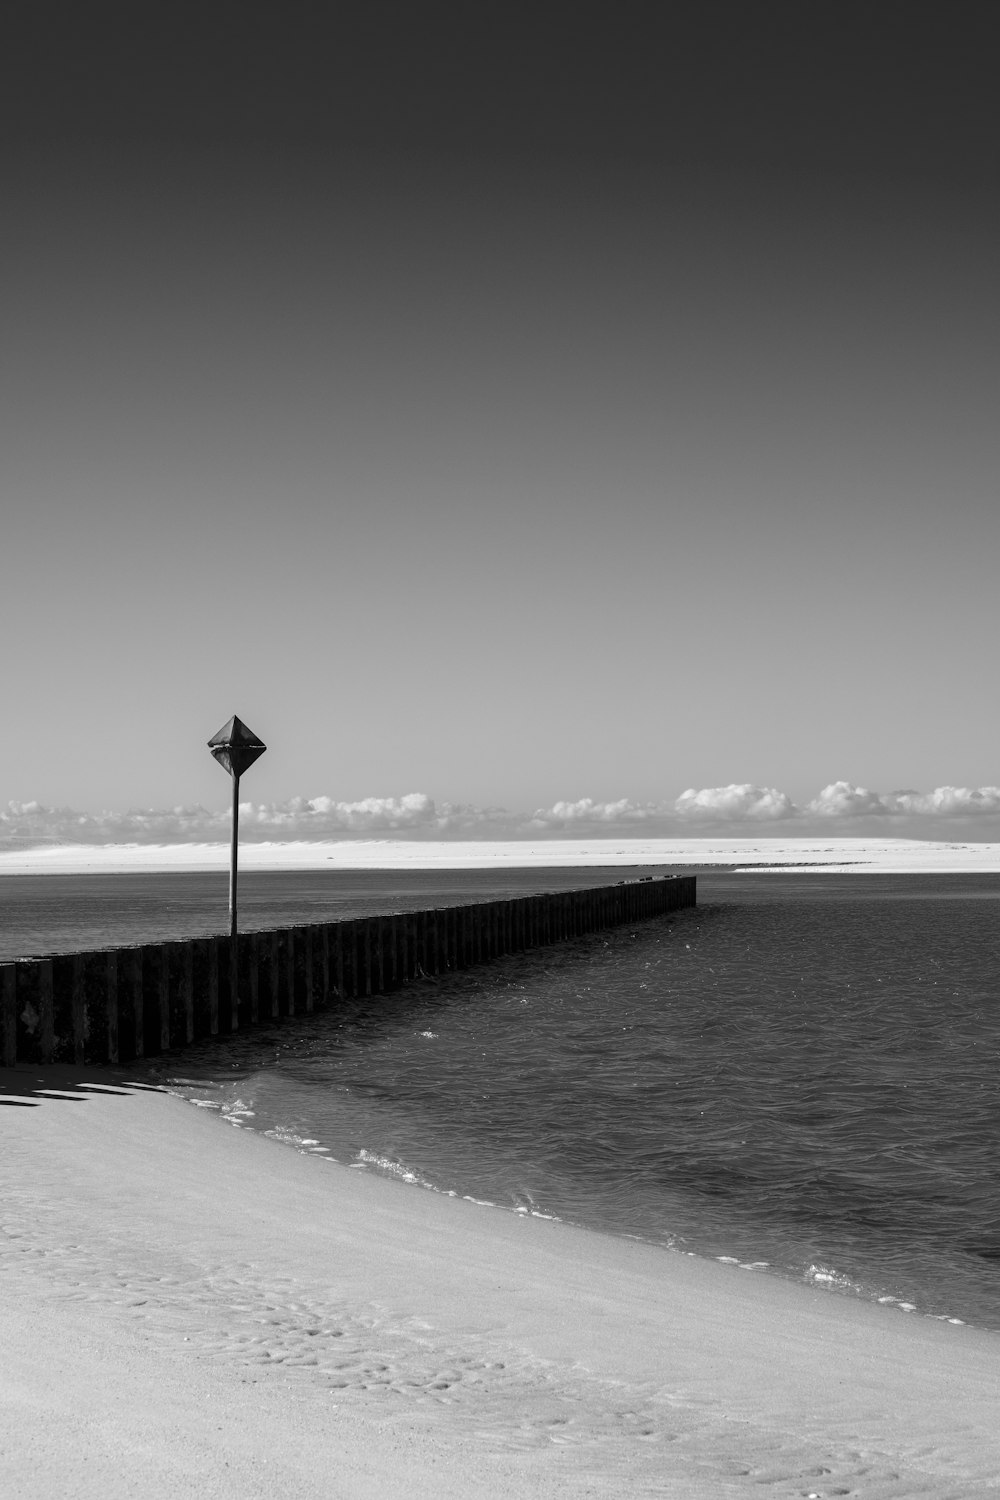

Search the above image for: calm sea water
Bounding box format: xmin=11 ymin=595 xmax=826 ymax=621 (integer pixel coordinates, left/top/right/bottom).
xmin=6 ymin=868 xmax=1000 ymax=1332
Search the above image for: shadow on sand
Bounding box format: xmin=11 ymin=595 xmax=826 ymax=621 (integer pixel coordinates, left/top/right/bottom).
xmin=0 ymin=1064 xmax=164 ymax=1107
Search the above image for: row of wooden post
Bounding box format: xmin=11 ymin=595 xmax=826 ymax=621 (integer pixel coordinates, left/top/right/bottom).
xmin=1 ymin=876 xmax=696 ymax=1068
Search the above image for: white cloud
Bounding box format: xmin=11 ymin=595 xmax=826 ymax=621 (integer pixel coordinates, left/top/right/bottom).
xmin=805 ymin=782 xmax=888 ymax=818
xmin=881 ymin=786 xmax=1000 ymax=817
xmin=0 ymin=799 xmax=231 ymax=846
xmin=805 ymin=783 xmax=1000 ymax=819
xmin=5 ymin=780 xmax=1000 ymax=850
xmin=242 ymin=792 xmax=440 ymax=833
xmin=529 ymin=797 xmax=660 ymax=828
xmin=0 ymin=793 xmax=516 ymax=848
xmin=673 ymin=785 xmax=797 ymax=821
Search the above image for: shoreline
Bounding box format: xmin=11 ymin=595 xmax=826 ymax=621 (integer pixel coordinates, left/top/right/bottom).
xmin=4 ymin=1067 xmax=1000 ymax=1498
xmin=163 ymin=1074 xmax=990 ymax=1340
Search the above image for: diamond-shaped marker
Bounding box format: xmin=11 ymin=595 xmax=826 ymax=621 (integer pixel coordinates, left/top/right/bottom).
xmin=208 ymin=715 xmax=267 ymax=958
xmin=207 ymin=715 xmax=267 ymax=779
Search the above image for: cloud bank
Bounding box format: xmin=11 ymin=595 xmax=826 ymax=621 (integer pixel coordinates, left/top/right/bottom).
xmin=0 ymin=794 xmax=494 ymax=847
xmin=805 ymin=781 xmax=1000 ymax=818
xmin=4 ymin=781 xmax=1000 ymax=850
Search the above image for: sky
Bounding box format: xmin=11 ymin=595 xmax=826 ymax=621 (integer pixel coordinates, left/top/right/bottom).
xmin=2 ymin=5 xmax=999 ymax=843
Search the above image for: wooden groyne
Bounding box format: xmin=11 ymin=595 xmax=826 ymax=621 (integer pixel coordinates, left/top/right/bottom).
xmin=1 ymin=875 xmax=695 ymax=1068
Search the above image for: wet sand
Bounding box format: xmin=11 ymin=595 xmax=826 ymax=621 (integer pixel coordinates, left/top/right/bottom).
xmin=3 ymin=1067 xmax=999 ymax=1498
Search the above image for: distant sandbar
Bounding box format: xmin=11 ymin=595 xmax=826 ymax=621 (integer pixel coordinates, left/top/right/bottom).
xmin=1 ymin=835 xmax=1000 ymax=876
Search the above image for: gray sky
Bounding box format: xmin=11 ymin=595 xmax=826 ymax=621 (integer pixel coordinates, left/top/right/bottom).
xmin=3 ymin=7 xmax=998 ymax=837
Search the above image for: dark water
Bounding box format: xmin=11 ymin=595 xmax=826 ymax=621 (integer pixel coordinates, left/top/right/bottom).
xmin=6 ymin=868 xmax=1000 ymax=1332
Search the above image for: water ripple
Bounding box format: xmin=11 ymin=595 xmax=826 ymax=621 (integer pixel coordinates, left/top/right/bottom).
xmin=153 ymin=887 xmax=1000 ymax=1329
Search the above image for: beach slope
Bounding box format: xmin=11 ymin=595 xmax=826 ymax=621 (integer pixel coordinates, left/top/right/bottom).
xmin=2 ymin=1069 xmax=998 ymax=1499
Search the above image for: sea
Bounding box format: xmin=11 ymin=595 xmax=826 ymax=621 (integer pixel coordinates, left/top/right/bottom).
xmin=4 ymin=865 xmax=1000 ymax=1333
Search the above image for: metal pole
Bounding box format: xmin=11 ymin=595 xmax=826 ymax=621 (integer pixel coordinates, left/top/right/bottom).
xmin=230 ymin=771 xmax=240 ymax=943
xmin=229 ymin=772 xmax=240 ymax=1026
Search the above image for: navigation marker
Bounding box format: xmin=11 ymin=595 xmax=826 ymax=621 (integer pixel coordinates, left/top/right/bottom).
xmin=207 ymin=715 xmax=267 ymax=947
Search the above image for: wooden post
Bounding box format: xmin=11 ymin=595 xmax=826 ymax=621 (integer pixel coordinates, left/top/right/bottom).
xmin=361 ymin=921 xmax=373 ymax=996
xmin=403 ymin=914 xmax=414 ymax=980
xmin=106 ymin=951 xmax=119 ymax=1063
xmin=158 ymin=945 xmax=171 ymax=1052
xmin=428 ymin=912 xmax=439 ymax=975
xmin=387 ymin=915 xmax=400 ymax=987
xmin=386 ymin=916 xmax=395 ymax=989
xmin=71 ymin=954 xmax=86 ymax=1065
xmin=332 ymin=923 xmax=344 ymax=999
xmin=129 ymin=949 xmax=144 ymax=1059
xmin=207 ymin=940 xmax=219 ymax=1036
xmin=248 ymin=934 xmax=259 ymax=1024
xmin=304 ymin=927 xmax=315 ymax=1013
xmin=1 ymin=963 xmax=16 ymax=1067
xmin=353 ymin=920 xmax=365 ymax=996
xmin=286 ymin=930 xmax=297 ymax=1016
xmin=182 ymin=943 xmax=195 ymax=1043
xmin=339 ymin=922 xmax=354 ymax=997
xmin=447 ymin=906 xmax=458 ymax=971
xmin=409 ymin=914 xmax=420 ymax=978
xmin=36 ymin=959 xmax=55 ymax=1063
xmin=374 ymin=918 xmax=385 ymax=993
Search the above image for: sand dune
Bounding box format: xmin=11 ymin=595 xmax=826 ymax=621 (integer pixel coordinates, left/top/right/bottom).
xmin=3 ymin=1069 xmax=999 ymax=1498
xmin=2 ymin=835 xmax=1000 ymax=875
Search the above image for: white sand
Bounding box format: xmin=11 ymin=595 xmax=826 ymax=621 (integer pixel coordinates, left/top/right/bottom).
xmin=3 ymin=1069 xmax=1000 ymax=1499
xmin=2 ymin=835 xmax=1000 ymax=875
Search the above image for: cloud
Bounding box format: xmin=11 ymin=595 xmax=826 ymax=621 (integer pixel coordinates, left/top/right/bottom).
xmin=5 ymin=780 xmax=1000 ymax=850
xmin=881 ymin=786 xmax=1000 ymax=817
xmin=0 ymin=800 xmax=231 ymax=847
xmin=805 ymin=781 xmax=887 ymax=818
xmin=805 ymin=782 xmax=1000 ymax=819
xmin=243 ymin=792 xmax=440 ymax=833
xmin=529 ymin=797 xmax=662 ymax=828
xmin=673 ymin=785 xmax=797 ymax=821
xmin=0 ymin=794 xmax=516 ymax=848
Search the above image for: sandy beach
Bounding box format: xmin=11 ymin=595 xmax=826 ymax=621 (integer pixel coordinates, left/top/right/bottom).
xmin=2 ymin=836 xmax=1000 ymax=876
xmin=3 ymin=1069 xmax=999 ymax=1499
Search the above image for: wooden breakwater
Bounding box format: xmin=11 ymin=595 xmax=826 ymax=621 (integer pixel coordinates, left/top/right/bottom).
xmin=0 ymin=875 xmax=695 ymax=1068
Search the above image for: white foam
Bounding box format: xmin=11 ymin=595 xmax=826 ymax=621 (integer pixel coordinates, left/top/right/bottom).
xmin=806 ymin=1264 xmax=853 ymax=1288
xmin=355 ymin=1148 xmax=437 ymax=1190
xmin=264 ymin=1126 xmax=317 ymax=1151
